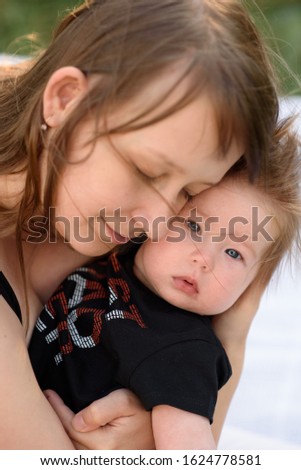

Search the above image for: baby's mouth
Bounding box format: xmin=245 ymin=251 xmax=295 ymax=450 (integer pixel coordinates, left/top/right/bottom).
xmin=173 ymin=276 xmax=199 ymax=295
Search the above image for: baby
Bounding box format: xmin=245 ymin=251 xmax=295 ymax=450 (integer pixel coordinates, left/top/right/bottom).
xmin=29 ymin=168 xmax=300 ymax=449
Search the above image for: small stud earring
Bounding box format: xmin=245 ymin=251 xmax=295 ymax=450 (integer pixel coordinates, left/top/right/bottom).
xmin=41 ymin=123 xmax=48 ymax=131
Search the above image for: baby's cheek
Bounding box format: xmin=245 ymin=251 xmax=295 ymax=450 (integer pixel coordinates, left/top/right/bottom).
xmin=208 ymin=288 xmax=240 ymax=315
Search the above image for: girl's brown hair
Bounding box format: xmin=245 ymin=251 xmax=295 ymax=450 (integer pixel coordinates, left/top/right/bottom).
xmin=0 ymin=0 xmax=281 ymax=240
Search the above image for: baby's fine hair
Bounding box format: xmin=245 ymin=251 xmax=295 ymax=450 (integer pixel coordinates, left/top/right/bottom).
xmin=0 ymin=0 xmax=282 ymax=237
xmin=227 ymin=119 xmax=301 ymax=286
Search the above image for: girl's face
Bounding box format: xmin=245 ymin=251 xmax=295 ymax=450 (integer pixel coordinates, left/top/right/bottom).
xmin=53 ymin=73 xmax=243 ymax=256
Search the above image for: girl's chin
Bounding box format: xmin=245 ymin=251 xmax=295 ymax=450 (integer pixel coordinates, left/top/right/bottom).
xmin=68 ymin=239 xmax=117 ymax=257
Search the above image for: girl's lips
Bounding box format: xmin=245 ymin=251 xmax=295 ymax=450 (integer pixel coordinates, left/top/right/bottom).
xmin=104 ymin=222 xmax=130 ymax=244
xmin=173 ymin=276 xmax=199 ymax=295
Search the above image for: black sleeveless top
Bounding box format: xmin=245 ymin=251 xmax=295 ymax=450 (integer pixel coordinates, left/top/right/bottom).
xmin=0 ymin=271 xmax=22 ymax=323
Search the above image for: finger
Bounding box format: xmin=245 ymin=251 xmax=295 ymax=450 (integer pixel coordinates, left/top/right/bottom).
xmin=44 ymin=390 xmax=110 ymax=448
xmin=72 ymin=389 xmax=140 ymax=432
xmin=72 ymin=393 xmax=121 ymax=432
xmin=44 ymin=389 xmax=75 ymax=428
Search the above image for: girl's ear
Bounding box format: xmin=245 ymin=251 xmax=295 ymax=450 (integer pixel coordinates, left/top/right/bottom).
xmin=42 ymin=66 xmax=89 ymax=128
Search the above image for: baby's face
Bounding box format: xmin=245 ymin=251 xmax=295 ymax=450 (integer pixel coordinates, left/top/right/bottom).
xmin=134 ymin=178 xmax=278 ymax=315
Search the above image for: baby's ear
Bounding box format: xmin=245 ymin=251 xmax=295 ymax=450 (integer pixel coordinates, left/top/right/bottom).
xmin=42 ymin=66 xmax=88 ymax=128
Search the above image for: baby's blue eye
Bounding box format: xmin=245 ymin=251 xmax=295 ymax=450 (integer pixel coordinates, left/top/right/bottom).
xmin=225 ymin=248 xmax=241 ymax=260
xmin=186 ymin=219 xmax=201 ymax=234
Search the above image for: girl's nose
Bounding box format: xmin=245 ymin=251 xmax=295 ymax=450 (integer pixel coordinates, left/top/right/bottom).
xmin=131 ymin=203 xmax=172 ymax=241
xmin=131 ymin=187 xmax=185 ymax=241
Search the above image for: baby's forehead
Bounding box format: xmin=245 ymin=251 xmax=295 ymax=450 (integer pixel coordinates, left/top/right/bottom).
xmin=181 ymin=178 xmax=272 ymax=216
xmin=179 ymin=180 xmax=236 ymax=215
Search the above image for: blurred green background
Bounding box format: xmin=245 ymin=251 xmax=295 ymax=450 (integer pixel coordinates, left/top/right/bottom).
xmin=0 ymin=0 xmax=300 ymax=93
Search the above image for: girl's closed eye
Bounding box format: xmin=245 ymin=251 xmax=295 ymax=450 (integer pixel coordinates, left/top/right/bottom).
xmin=186 ymin=219 xmax=201 ymax=234
xmin=134 ymin=165 xmax=195 ymax=204
xmin=135 ymin=165 xmax=165 ymax=182
xmin=135 ymin=165 xmax=156 ymax=180
xmin=225 ymin=248 xmax=242 ymax=260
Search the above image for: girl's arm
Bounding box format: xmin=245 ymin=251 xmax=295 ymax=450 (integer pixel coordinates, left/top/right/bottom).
xmin=0 ymin=297 xmax=74 ymax=449
xmin=0 ymin=296 xmax=154 ymax=450
xmin=152 ymin=405 xmax=216 ymax=450
xmin=46 ymin=389 xmax=155 ymax=450
xmin=0 ymin=297 xmax=153 ymax=449
xmin=210 ymin=281 xmax=265 ymax=443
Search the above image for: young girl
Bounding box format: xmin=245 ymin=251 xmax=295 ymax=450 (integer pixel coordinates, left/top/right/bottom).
xmin=0 ymin=0 xmax=293 ymax=449
xmin=29 ymin=129 xmax=301 ymax=449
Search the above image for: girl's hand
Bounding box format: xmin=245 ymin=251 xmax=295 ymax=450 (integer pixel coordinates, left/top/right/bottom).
xmin=210 ymin=280 xmax=266 ymax=443
xmin=45 ymin=389 xmax=155 ymax=450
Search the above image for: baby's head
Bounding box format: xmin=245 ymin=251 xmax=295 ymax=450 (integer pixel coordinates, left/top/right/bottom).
xmin=134 ymin=127 xmax=301 ymax=315
xmin=134 ymin=175 xmax=279 ymax=315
